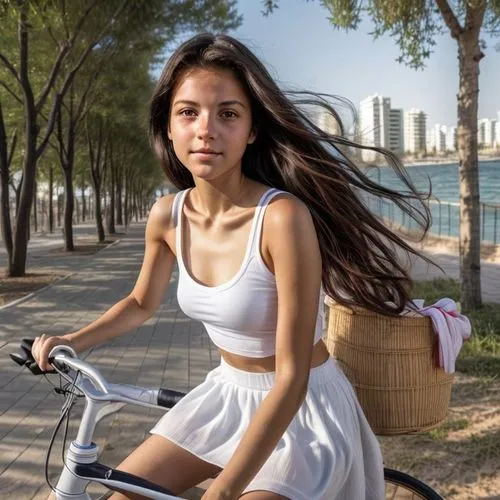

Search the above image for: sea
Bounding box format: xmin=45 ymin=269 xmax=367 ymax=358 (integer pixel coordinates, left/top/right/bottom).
xmin=365 ymin=159 xmax=500 ymax=242
xmin=377 ymin=159 xmax=500 ymax=204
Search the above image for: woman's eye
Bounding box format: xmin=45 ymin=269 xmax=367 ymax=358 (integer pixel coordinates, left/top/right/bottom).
xmin=221 ymin=111 xmax=237 ymax=119
xmin=180 ymin=109 xmax=196 ymax=117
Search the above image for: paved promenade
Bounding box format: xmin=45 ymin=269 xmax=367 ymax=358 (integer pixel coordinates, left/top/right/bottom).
xmin=1 ymin=221 xmax=499 ymax=499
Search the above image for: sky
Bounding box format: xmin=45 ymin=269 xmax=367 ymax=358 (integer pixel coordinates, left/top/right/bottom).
xmin=159 ymin=1 xmax=500 ymax=130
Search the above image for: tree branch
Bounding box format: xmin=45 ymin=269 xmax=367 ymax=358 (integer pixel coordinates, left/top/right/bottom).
xmin=0 ymin=52 xmax=21 ymax=83
xmin=74 ymin=54 xmax=110 ymax=124
xmin=0 ymin=80 xmax=23 ymax=104
xmin=56 ymin=103 xmax=68 ymax=161
xmin=36 ymin=91 xmax=62 ymax=159
xmin=465 ymin=0 xmax=487 ymax=35
xmin=61 ymin=0 xmax=70 ymax=39
xmin=32 ymin=0 xmax=61 ymax=47
xmin=35 ymin=45 xmax=70 ymax=114
xmin=8 ymin=130 xmax=18 ymax=169
xmin=435 ymin=0 xmax=464 ymax=39
xmin=35 ymin=0 xmax=100 ymax=114
xmin=35 ymin=0 xmax=129 ymax=160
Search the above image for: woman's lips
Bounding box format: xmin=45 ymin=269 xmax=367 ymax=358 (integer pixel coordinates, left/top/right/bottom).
xmin=192 ymin=151 xmax=221 ymax=158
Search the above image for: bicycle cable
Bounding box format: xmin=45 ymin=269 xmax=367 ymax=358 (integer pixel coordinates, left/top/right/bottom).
xmin=44 ymin=369 xmax=82 ymax=493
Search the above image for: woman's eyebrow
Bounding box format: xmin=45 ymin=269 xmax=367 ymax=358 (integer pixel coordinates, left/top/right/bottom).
xmin=173 ymin=99 xmax=246 ymax=108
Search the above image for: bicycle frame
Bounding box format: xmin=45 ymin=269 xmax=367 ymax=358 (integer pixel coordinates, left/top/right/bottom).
xmin=48 ymin=346 xmax=185 ymax=500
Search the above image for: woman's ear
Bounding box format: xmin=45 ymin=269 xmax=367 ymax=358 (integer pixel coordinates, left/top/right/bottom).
xmin=248 ymin=128 xmax=257 ymax=144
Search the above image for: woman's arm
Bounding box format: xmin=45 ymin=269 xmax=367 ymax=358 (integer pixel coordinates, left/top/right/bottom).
xmin=205 ymin=195 xmax=322 ymax=499
xmin=34 ymin=195 xmax=177 ymax=371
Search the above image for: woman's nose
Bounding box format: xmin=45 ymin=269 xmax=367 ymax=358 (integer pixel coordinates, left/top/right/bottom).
xmin=196 ymin=113 xmax=216 ymax=140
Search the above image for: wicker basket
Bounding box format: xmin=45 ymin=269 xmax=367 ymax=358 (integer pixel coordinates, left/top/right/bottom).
xmin=324 ymin=297 xmax=454 ymax=435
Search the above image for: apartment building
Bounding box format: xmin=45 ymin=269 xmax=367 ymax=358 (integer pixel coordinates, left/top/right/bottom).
xmin=404 ymin=109 xmax=427 ymax=154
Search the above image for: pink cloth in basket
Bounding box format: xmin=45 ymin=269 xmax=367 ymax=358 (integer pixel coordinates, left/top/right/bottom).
xmin=413 ymin=298 xmax=471 ymax=374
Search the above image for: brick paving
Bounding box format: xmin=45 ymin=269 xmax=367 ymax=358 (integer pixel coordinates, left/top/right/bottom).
xmin=0 ymin=221 xmax=498 ymax=499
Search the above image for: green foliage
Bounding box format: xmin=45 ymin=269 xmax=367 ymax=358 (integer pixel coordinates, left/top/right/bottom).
xmin=367 ymin=0 xmax=444 ymax=69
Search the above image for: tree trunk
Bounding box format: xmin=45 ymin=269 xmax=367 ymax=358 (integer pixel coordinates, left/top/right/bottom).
xmin=0 ymin=167 xmax=13 ymax=269
xmin=57 ymin=186 xmax=62 ymax=228
xmin=59 ymin=117 xmax=77 ymax=251
xmin=457 ymin=33 xmax=483 ymax=309
xmin=49 ymin=165 xmax=54 ymax=233
xmin=0 ymin=102 xmax=14 ymax=269
xmin=81 ymin=171 xmax=86 ymax=222
xmin=124 ymin=172 xmax=130 ymax=227
xmin=10 ymin=6 xmax=38 ymax=276
xmin=63 ymin=167 xmax=75 ymax=251
xmin=134 ymin=190 xmax=138 ymax=222
xmin=11 ymin=123 xmax=37 ymax=276
xmin=33 ymin=177 xmax=37 ymax=233
xmin=94 ymin=185 xmax=105 ymax=242
xmin=106 ymin=155 xmax=116 ymax=234
xmin=116 ymin=168 xmax=123 ymax=226
xmin=75 ymin=197 xmax=80 ymax=223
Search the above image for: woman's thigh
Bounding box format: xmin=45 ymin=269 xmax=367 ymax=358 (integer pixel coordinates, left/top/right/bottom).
xmin=109 ymin=434 xmax=222 ymax=499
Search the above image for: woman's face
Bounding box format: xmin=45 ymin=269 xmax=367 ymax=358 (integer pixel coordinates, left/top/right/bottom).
xmin=168 ymin=66 xmax=256 ymax=182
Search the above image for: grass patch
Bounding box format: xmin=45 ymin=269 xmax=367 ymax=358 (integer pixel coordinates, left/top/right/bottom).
xmin=412 ymin=277 xmax=460 ymax=304
xmin=412 ymin=278 xmax=500 ymax=377
xmin=426 ymin=418 xmax=469 ymax=441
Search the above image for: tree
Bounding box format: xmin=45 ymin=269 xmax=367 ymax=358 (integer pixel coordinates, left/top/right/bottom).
xmin=0 ymin=0 xmax=242 ymax=274
xmin=0 ymin=0 xmax=132 ymax=275
xmin=264 ymin=0 xmax=500 ymax=310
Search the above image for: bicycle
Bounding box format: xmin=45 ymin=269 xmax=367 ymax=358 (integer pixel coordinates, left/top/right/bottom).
xmin=9 ymin=338 xmax=444 ymax=499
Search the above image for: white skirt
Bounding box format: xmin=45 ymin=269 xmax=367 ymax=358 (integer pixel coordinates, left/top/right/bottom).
xmin=150 ymin=356 xmax=384 ymax=499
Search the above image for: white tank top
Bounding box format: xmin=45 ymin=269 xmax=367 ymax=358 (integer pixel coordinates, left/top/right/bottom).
xmin=173 ymin=187 xmax=324 ymax=358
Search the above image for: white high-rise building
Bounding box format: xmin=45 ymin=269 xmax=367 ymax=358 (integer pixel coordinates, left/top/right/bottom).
xmin=316 ymin=109 xmax=342 ymax=136
xmin=404 ymin=109 xmax=427 ymax=154
xmin=478 ymin=118 xmax=496 ymax=147
xmin=426 ymin=129 xmax=435 ymax=152
xmin=359 ymin=94 xmax=391 ymax=161
xmin=358 ymin=94 xmax=405 ymax=160
xmin=433 ymin=124 xmax=447 ymax=152
xmin=389 ymin=109 xmax=404 ymax=154
xmin=446 ymin=126 xmax=457 ymax=151
xmin=495 ymin=111 xmax=500 ymax=148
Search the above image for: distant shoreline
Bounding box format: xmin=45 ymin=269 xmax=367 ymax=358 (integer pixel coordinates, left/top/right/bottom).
xmin=403 ymin=156 xmax=500 ymax=167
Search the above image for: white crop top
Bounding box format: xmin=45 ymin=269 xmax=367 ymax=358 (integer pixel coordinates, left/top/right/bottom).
xmin=173 ymin=186 xmax=324 ymax=358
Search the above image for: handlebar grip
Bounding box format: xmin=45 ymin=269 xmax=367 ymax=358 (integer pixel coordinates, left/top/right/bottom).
xmin=157 ymin=388 xmax=186 ymax=409
xmin=9 ymin=338 xmax=45 ymax=375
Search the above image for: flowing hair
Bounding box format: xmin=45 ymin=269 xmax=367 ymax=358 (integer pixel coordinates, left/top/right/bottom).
xmin=149 ymin=33 xmax=435 ymax=316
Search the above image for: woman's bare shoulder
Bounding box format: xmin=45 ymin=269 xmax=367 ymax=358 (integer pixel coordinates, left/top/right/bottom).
xmin=146 ymin=192 xmax=178 ymax=238
xmin=263 ymin=192 xmax=316 ymax=253
xmin=266 ymin=192 xmax=311 ymax=226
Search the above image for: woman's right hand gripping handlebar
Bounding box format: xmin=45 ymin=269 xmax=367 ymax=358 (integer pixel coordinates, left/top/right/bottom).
xmin=32 ymin=333 xmax=76 ymax=372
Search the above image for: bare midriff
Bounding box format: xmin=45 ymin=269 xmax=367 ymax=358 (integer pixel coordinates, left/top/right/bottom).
xmin=219 ymin=338 xmax=330 ymax=373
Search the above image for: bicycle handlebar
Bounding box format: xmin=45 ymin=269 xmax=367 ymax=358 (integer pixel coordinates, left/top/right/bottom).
xmin=47 ymin=345 xmax=185 ymax=410
xmin=49 ymin=345 xmax=109 ymax=394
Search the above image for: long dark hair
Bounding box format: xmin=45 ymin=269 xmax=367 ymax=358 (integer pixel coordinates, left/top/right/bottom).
xmin=150 ymin=33 xmax=434 ymax=315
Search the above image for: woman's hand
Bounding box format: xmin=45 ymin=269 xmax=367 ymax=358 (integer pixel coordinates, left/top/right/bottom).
xmin=32 ymin=334 xmax=75 ymax=372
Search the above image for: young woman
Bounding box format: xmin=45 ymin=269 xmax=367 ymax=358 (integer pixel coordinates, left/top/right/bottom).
xmin=33 ymin=33 xmax=431 ymax=499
